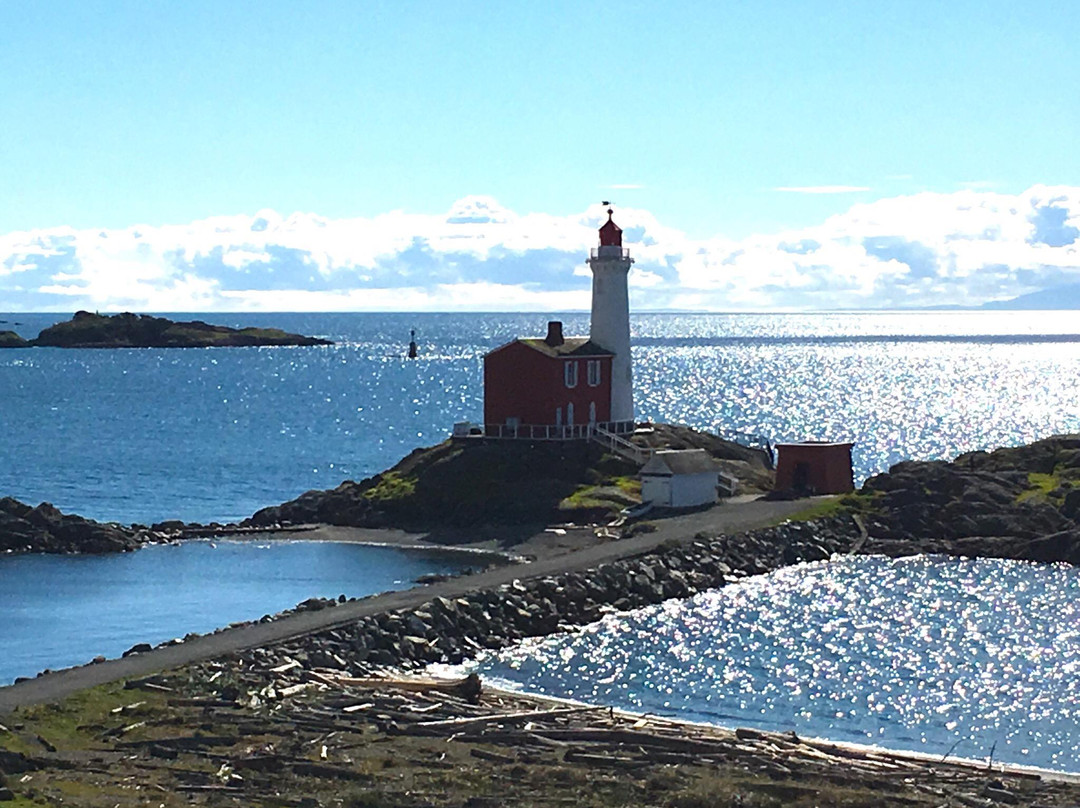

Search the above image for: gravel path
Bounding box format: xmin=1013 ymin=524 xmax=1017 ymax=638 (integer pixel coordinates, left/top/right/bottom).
xmin=0 ymin=497 xmax=812 ymax=713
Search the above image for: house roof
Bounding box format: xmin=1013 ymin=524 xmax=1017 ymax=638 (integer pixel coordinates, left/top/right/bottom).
xmin=640 ymin=449 xmax=721 ymax=476
xmin=517 ymin=337 xmax=614 ymax=358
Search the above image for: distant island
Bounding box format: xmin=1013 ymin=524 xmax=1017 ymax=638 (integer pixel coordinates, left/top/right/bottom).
xmin=0 ymin=311 xmax=333 ymax=349
xmin=981 ymin=281 xmax=1080 ymax=310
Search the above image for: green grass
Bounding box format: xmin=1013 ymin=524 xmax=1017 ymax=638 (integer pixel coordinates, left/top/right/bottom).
xmin=5 ymin=681 xmax=166 ymax=753
xmin=0 ymin=794 xmax=49 ymax=808
xmin=0 ymin=681 xmax=174 ymax=807
xmin=783 ymin=491 xmax=881 ymax=524
xmin=560 ymin=477 xmax=641 ymax=512
xmin=362 ymin=471 xmax=417 ymax=501
xmin=561 ymin=486 xmax=611 ymax=509
xmin=1018 ymin=471 xmax=1066 ymax=505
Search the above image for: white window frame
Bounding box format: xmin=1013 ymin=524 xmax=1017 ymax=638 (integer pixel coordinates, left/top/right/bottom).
xmin=564 ymin=360 xmax=579 ymax=388
xmin=587 ymin=359 xmax=601 ymax=387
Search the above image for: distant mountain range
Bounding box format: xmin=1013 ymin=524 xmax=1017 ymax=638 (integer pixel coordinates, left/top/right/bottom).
xmin=920 ymin=283 xmax=1080 ymax=312
xmin=981 ymin=283 xmax=1080 ymax=310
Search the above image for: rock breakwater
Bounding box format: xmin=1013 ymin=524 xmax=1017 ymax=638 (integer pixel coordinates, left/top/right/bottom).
xmin=222 ymin=519 xmax=858 ymax=676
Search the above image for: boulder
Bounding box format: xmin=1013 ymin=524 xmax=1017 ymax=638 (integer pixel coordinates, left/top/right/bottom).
xmin=1063 ymin=489 xmax=1080 ymax=521
xmin=1023 ymin=529 xmax=1080 ymax=565
xmin=0 ymin=497 xmax=32 ymax=518
xmin=24 ymin=502 xmax=64 ymax=529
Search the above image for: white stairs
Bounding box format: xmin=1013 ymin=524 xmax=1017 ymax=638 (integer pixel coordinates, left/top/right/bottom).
xmin=589 ymin=425 xmax=652 ymax=466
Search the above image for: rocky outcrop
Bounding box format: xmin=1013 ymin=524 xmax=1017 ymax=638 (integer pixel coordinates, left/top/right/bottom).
xmin=245 ymin=439 xmax=642 ymax=535
xmin=0 ymin=330 xmax=28 ymax=348
xmin=854 ymin=434 xmax=1080 ymax=563
xmin=9 ymin=311 xmax=332 ymax=348
xmin=0 ymin=497 xmax=144 ymax=554
xmin=225 ymin=519 xmax=858 ymax=675
xmin=245 ymin=427 xmax=774 ymax=537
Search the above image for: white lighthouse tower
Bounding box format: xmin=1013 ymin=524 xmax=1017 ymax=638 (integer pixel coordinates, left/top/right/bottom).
xmin=588 ymin=207 xmax=634 ymax=429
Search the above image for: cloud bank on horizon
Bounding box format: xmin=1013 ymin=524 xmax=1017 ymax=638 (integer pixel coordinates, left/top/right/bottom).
xmin=2 ymin=187 xmax=1078 ymax=313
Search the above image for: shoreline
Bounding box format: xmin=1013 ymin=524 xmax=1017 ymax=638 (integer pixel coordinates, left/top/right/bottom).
xmin=4 ymin=504 xmax=1080 ymax=805
xmin=5 ymin=656 xmax=1078 ymax=807
xmin=474 ymin=680 xmax=1080 ymax=782
xmin=186 ymin=524 xmax=528 ymax=565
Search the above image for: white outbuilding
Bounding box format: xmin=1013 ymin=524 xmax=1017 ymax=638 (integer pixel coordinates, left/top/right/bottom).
xmin=639 ymin=449 xmax=724 ymax=509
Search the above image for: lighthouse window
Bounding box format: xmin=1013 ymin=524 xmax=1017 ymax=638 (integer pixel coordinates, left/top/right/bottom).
xmin=564 ymin=361 xmax=579 ymax=388
xmin=587 ymin=360 xmax=601 ymax=386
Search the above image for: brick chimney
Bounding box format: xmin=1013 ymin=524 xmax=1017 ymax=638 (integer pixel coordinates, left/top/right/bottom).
xmin=544 ymin=320 xmax=564 ymax=347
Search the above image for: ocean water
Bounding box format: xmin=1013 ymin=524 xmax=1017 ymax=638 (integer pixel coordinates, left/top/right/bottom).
xmin=0 ymin=539 xmax=477 ymax=684
xmin=3 ymin=311 xmax=1079 ymax=765
xmin=465 ymin=554 xmax=1080 ymax=773
xmin=1 ymin=310 xmax=1078 ymax=525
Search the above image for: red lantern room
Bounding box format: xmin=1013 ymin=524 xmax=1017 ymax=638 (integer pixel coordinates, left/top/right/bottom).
xmin=598 ymin=208 xmax=622 ymax=247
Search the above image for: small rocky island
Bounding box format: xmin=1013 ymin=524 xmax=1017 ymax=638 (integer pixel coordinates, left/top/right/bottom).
xmin=0 ymin=311 xmax=332 ymax=348
xmin=0 ymin=498 xmax=143 ymax=554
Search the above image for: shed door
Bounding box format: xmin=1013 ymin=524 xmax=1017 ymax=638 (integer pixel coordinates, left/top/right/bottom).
xmin=793 ymin=462 xmax=810 ymax=490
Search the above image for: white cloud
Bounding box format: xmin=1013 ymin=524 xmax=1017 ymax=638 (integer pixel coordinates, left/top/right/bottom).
xmin=1 ymin=189 xmax=1078 ymax=312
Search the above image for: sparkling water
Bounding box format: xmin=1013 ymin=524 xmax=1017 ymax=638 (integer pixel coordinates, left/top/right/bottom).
xmin=466 ymin=554 xmax=1080 ymax=773
xmin=1 ymin=310 xmax=1077 ymax=524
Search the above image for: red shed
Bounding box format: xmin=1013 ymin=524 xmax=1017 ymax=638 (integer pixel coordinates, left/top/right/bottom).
xmin=483 ymin=321 xmax=614 ymax=438
xmin=774 ymin=442 xmax=854 ymax=494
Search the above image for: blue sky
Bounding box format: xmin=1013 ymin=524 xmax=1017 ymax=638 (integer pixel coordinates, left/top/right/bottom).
xmin=2 ymin=1 xmax=1078 ymax=311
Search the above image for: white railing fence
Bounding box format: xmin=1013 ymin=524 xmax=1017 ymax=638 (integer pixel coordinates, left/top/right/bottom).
xmin=589 ymin=424 xmax=653 ymax=465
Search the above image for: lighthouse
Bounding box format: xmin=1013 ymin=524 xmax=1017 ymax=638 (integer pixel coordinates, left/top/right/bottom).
xmin=588 ymin=208 xmax=634 ymax=426
xmin=481 ymin=205 xmax=634 ymax=438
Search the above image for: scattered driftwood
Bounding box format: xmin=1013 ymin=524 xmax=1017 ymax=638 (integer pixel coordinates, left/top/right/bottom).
xmin=410 ymin=705 xmax=600 ymax=732
xmin=469 ymin=747 xmax=517 ymax=764
xmin=308 ymin=671 xmax=483 ymax=704
xmin=289 ymin=761 xmax=373 ymax=781
xmin=166 ymin=697 xmax=235 ymax=708
xmin=174 ymin=784 xmax=244 ymax=794
xmin=11 ymin=646 xmax=1070 ymax=808
xmin=52 ymin=655 xmax=1053 ymax=808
